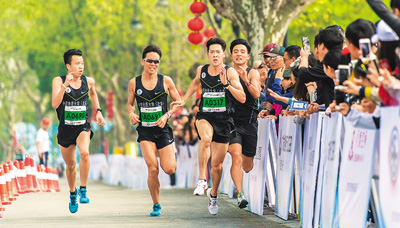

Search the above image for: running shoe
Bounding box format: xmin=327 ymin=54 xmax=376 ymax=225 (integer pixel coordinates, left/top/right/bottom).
xmin=193 ymin=179 xmax=208 ymax=196
xmin=150 ymin=203 xmax=161 ymax=216
xmin=237 ymin=192 xmax=248 ymax=209
xmin=69 ymin=190 xmax=79 ymax=213
xmin=78 ymin=188 xmax=90 ymax=204
xmin=207 ymin=188 xmax=218 ymax=215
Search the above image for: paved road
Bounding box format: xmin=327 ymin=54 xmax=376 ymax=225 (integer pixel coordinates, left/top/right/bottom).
xmin=0 ymin=177 xmax=299 ymax=228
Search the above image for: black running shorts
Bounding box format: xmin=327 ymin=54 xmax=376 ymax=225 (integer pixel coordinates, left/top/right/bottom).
xmin=229 ymin=122 xmax=258 ymax=157
xmin=195 ymin=112 xmax=236 ymax=144
xmin=137 ymin=124 xmax=174 ymax=149
xmin=57 ymin=122 xmax=93 ymax=148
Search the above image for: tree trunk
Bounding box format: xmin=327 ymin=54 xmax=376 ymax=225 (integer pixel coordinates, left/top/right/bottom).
xmin=209 ymin=0 xmax=315 ymax=61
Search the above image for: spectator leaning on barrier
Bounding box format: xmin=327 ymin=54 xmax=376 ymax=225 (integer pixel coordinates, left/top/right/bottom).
xmin=298 ymin=27 xmax=344 ymax=107
xmin=259 ymin=43 xmax=279 ymax=90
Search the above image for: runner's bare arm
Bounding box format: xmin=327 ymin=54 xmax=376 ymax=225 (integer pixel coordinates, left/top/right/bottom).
xmin=246 ymin=69 xmax=261 ymax=99
xmin=127 ymin=78 xmax=140 ymax=125
xmin=164 ymin=76 xmax=181 ymax=115
xmin=226 ymin=67 xmax=246 ymax=103
xmin=171 ymin=65 xmax=202 ymax=108
xmin=87 ymin=77 xmax=105 ymax=127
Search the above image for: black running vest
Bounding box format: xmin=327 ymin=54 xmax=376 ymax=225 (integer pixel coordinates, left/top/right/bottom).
xmin=198 ymin=64 xmax=235 ymax=120
xmin=56 ymin=75 xmax=89 ymax=128
xmin=135 ymin=74 xmax=168 ymax=128
xmin=231 ymin=67 xmax=259 ymax=124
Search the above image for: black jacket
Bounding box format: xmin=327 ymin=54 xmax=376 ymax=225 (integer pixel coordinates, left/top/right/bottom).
xmin=298 ymin=62 xmax=335 ymax=107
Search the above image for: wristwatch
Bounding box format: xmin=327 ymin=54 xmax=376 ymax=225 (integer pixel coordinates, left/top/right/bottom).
xmin=96 ymin=108 xmax=102 ymax=113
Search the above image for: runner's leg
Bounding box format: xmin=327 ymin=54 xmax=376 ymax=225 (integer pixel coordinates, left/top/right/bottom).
xmin=228 ymin=143 xmax=243 ymax=193
xmin=76 ymin=131 xmax=91 ymax=187
xmin=158 ymin=144 xmax=177 ymax=175
xmin=60 ymin=145 xmax=77 ymax=192
xmin=195 ymin=119 xmax=213 ymax=180
xmin=209 ymin=142 xmax=229 ymax=197
xmin=141 ymin=141 xmax=160 ymax=205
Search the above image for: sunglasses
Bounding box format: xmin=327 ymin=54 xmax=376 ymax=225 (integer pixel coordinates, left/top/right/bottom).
xmin=257 ymin=63 xmax=265 ymax=69
xmin=266 ymin=56 xmax=282 ymax=61
xmin=143 ymin=58 xmax=160 ymax=64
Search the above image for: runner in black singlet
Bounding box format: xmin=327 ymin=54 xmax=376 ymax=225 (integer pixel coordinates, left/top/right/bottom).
xmin=228 ymin=39 xmax=261 ymax=209
xmin=127 ymin=45 xmax=181 ymax=217
xmin=172 ymin=37 xmax=246 ymax=215
xmin=51 ymin=49 xmax=105 ymax=214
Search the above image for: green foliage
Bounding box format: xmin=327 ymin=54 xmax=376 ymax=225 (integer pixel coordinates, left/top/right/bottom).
xmin=288 ymin=0 xmax=391 ymax=47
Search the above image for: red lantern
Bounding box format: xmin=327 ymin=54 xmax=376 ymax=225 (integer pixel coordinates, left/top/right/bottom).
xmin=190 ymin=1 xmax=206 ymax=15
xmin=188 ymin=32 xmax=203 ymax=45
xmin=188 ymin=17 xmax=205 ymax=31
xmin=203 ymin=27 xmax=216 ymax=38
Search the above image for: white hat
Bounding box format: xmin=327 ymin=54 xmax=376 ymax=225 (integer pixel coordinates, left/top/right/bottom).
xmin=371 ymin=20 xmax=399 ymax=44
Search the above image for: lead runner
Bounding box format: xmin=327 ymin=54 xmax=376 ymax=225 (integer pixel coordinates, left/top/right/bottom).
xmin=172 ymin=37 xmax=246 ymax=215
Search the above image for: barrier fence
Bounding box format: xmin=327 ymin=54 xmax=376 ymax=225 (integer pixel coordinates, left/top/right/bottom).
xmin=0 ymin=154 xmax=61 ymax=218
xmin=89 ymin=106 xmax=400 ymax=227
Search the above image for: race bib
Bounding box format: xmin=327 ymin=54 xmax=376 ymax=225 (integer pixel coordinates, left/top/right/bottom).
xmin=141 ymin=106 xmax=163 ymax=127
xmin=65 ymin=106 xmax=87 ymax=125
xmin=202 ymin=92 xmax=226 ymax=112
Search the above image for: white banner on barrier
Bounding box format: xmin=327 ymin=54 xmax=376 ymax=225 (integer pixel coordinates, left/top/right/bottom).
xmin=89 ymin=153 xmax=108 ymax=181
xmin=176 ymin=143 xmax=199 ymax=189
xmin=337 ymin=119 xmax=377 ymax=228
xmin=320 ymin=112 xmax=343 ymax=228
xmin=265 ymin=120 xmax=278 ymax=208
xmin=275 ymin=115 xmax=298 ymax=220
xmin=379 ymin=106 xmax=400 ymax=228
xmin=300 ymin=113 xmax=323 ymax=228
xmin=244 ymin=118 xmax=271 ymax=215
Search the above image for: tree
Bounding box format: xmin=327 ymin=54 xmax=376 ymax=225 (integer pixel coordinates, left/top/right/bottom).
xmin=209 ymin=0 xmax=316 ymax=60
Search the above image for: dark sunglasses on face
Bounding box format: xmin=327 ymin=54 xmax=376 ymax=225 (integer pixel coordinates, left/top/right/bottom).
xmin=143 ymin=58 xmax=160 ymax=64
xmin=257 ymin=63 xmax=265 ymax=69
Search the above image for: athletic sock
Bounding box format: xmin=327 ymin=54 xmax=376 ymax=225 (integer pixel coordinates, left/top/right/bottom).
xmin=80 ymin=186 xmax=86 ymax=189
xmin=70 ymin=190 xmax=77 ymax=195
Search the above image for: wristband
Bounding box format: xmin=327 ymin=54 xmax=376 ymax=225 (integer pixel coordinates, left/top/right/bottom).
xmin=246 ymin=82 xmax=251 ymax=87
xmin=224 ymin=84 xmax=230 ymax=90
xmin=166 ymin=112 xmax=172 ymax=119
xmin=96 ymin=108 xmax=102 ymax=113
xmin=288 ymin=98 xmax=292 ymax=105
xmin=62 ymin=84 xmax=67 ymax=89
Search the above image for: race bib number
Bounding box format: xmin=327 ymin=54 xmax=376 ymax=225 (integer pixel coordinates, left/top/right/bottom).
xmin=202 ymin=92 xmax=226 ymax=112
xmin=65 ymin=106 xmax=87 ymax=125
xmin=141 ymin=106 xmax=163 ymax=127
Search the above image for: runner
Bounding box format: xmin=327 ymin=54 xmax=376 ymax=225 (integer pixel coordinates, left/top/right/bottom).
xmin=127 ymin=44 xmax=181 ymax=216
xmin=51 ymin=49 xmax=105 ymax=213
xmin=172 ymin=37 xmax=246 ymax=215
xmin=228 ymin=39 xmax=261 ymax=208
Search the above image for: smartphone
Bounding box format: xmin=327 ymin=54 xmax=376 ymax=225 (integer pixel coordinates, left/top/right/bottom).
xmin=337 ymin=64 xmax=350 ymax=86
xmin=359 ymin=38 xmax=371 ymax=62
xmin=302 ymin=37 xmax=310 ymax=51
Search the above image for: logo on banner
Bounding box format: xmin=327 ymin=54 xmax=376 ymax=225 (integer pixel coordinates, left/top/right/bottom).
xmin=282 ymin=135 xmax=292 ymax=153
xmin=389 ymin=127 xmax=399 ymax=186
xmin=348 ymin=130 xmax=367 ymax=162
xmin=328 ymin=141 xmax=335 ymax=161
xmin=256 ymin=146 xmax=262 ymax=160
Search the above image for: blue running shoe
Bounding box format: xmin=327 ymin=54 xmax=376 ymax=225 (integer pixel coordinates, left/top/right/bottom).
xmin=150 ymin=204 xmax=161 ymax=216
xmin=69 ymin=192 xmax=79 ymax=213
xmin=78 ymin=188 xmax=90 ymax=204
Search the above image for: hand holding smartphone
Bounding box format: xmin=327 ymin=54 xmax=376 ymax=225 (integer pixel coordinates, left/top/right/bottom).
xmin=359 ymin=38 xmax=372 ymax=62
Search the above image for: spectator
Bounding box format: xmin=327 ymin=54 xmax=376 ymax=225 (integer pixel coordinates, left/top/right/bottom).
xmin=36 ymin=117 xmax=51 ymax=167
xmin=283 ymin=45 xmax=301 ymax=69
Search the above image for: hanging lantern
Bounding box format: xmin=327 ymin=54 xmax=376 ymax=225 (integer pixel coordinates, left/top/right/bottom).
xmin=203 ymin=27 xmax=216 ymax=38
xmin=190 ymin=1 xmax=206 ymax=15
xmin=188 ymin=17 xmax=205 ymax=31
xmin=188 ymin=32 xmax=204 ymax=45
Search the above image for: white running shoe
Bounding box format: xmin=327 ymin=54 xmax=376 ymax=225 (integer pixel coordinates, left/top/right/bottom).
xmin=207 ymin=188 xmax=218 ymax=215
xmin=193 ymin=179 xmax=208 ymax=196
